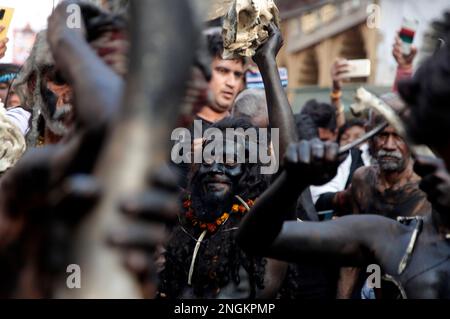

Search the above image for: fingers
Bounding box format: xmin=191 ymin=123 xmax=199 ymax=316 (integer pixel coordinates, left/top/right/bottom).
xmin=120 ymin=190 xmax=179 ymax=225
xmin=285 ymin=143 xmax=299 ymax=164
xmin=332 ymin=58 xmax=350 ymax=81
xmin=284 ymin=139 xmax=340 ymax=186
xmin=333 ymin=58 xmax=349 ymax=69
xmin=298 ymin=140 xmax=311 ymax=163
xmin=63 ymin=174 xmax=102 ymax=201
xmin=311 ymin=139 xmax=325 ymax=161
xmin=147 ymin=163 xmax=180 ymax=192
xmin=286 ymin=140 xmax=339 ymax=165
xmin=324 ymin=142 xmax=339 ymax=163
xmin=119 ymin=164 xmax=180 ymax=226
xmin=108 ymin=222 xmax=169 ymax=251
xmin=267 ymin=21 xmax=278 ymax=35
xmin=266 ymin=21 xmax=283 ymax=46
xmin=49 ymin=174 xmax=102 ymax=223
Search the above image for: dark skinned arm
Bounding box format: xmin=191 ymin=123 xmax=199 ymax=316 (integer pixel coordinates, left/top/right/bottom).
xmin=264 ymin=215 xmax=386 ymax=266
xmin=237 ymin=139 xmax=340 ymax=255
xmin=0 ymin=1 xmax=124 ymax=236
xmin=237 ymin=139 xmax=406 ymax=269
xmin=45 ymin=0 xmax=124 ymax=177
xmin=47 ymin=0 xmax=123 ymax=128
xmin=254 ymin=23 xmax=298 ymax=165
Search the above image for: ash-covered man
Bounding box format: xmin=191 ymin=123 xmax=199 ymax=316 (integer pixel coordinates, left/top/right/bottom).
xmin=236 ymin=13 xmax=450 ymax=299
xmin=0 ymin=0 xmax=127 ymax=297
xmin=13 ymin=5 xmax=127 ymax=147
xmin=317 ymin=100 xmax=431 ymax=298
xmin=159 ymin=117 xmax=271 ymax=299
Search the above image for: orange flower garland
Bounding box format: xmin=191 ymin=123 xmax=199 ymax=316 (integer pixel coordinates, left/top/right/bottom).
xmin=183 ymin=196 xmax=255 ymax=233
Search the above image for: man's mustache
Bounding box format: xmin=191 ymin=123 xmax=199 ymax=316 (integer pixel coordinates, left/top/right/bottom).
xmin=377 ymin=149 xmax=403 ymax=160
xmin=52 ymin=104 xmax=73 ymax=122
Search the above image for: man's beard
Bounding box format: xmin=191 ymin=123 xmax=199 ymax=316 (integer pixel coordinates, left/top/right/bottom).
xmin=44 ymin=104 xmax=73 ymax=136
xmin=377 ymin=149 xmax=406 ymax=172
xmin=190 ymin=175 xmax=235 ymax=223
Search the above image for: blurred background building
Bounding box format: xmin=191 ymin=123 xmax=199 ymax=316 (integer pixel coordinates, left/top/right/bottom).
xmin=2 ymin=0 xmax=450 ymax=111
xmin=275 ymin=0 xmax=450 ymax=111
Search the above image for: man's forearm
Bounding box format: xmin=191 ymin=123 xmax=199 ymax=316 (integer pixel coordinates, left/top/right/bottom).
xmin=237 ymin=172 xmax=306 ymax=255
xmin=258 ymin=58 xmax=298 ymax=163
xmin=52 ymin=32 xmax=123 ymax=129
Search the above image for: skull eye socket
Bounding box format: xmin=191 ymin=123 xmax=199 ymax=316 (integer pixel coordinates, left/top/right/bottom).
xmin=238 ymin=9 xmax=254 ymax=28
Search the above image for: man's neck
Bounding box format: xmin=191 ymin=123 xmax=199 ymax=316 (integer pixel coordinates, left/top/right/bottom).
xmin=379 ymin=160 xmax=416 ymax=189
xmin=196 ymin=105 xmax=229 ymax=123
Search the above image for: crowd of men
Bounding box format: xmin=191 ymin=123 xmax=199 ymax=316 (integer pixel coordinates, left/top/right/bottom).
xmin=0 ymin=0 xmax=449 ymax=299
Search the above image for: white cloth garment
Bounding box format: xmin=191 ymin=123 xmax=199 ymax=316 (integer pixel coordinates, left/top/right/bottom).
xmin=5 ymin=107 xmax=31 ymax=136
xmin=309 ymin=143 xmax=372 ymax=204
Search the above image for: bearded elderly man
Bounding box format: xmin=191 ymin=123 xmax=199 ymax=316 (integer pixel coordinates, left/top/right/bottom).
xmin=332 ymin=109 xmax=430 ymax=219
xmin=327 ymin=106 xmax=431 ymax=299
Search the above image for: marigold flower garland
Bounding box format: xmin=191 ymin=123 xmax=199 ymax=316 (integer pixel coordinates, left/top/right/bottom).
xmin=182 ymin=196 xmax=255 ymax=233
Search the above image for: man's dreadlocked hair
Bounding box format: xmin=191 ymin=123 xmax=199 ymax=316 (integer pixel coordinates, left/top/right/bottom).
xmin=159 ymin=117 xmax=269 ymax=298
xmin=398 ymin=11 xmax=450 ymax=148
xmin=13 ymin=31 xmax=54 ymax=146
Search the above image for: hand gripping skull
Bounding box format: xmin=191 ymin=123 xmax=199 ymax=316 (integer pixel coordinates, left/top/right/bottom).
xmin=222 ymin=0 xmax=280 ymax=59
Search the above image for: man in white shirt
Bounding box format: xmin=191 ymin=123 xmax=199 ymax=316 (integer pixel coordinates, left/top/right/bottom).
xmin=310 ymin=144 xmax=371 ymax=203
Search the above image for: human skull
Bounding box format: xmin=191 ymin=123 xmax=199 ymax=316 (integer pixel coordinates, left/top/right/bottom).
xmin=222 ymin=0 xmax=280 ymax=59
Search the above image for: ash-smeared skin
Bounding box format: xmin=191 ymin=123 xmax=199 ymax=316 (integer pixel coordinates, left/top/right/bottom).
xmin=158 ymin=213 xmax=267 ymax=299
xmin=188 ymin=139 xmax=245 ymax=222
xmin=191 ymin=161 xmax=243 ymax=223
xmin=350 ymin=165 xmax=431 ymax=218
xmin=253 ymin=22 xmax=298 ymax=166
xmin=161 ymin=138 xmax=260 ymax=298
xmin=335 ymin=123 xmax=431 ymax=298
xmin=237 ymin=139 xmax=450 ymax=298
xmin=0 ymin=1 xmax=124 ymax=297
xmin=158 ymin=118 xmax=278 ymax=299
